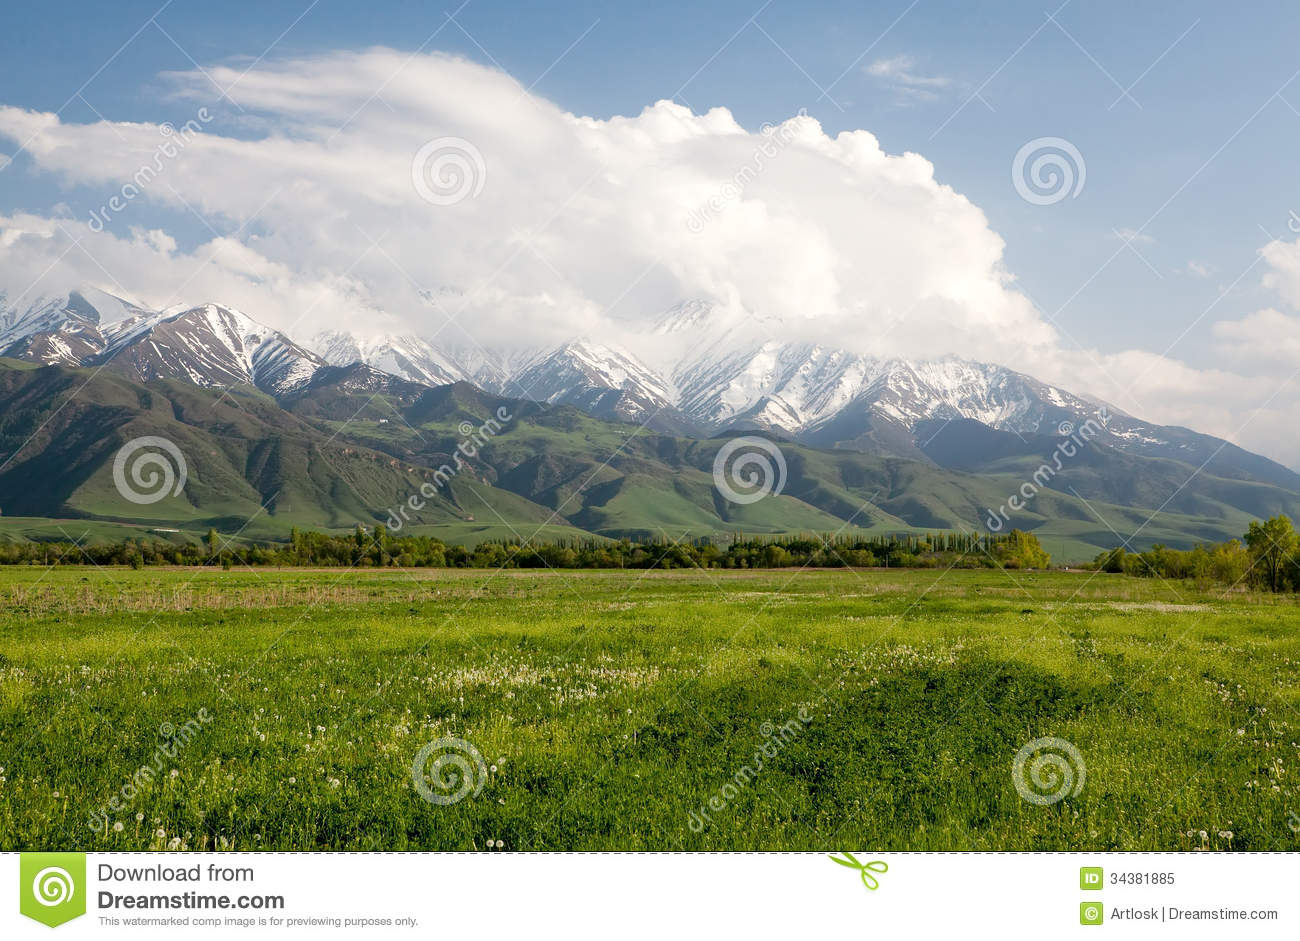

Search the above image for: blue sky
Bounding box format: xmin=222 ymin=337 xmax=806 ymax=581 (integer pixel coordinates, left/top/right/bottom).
xmin=1 ymin=0 xmax=1299 ymax=462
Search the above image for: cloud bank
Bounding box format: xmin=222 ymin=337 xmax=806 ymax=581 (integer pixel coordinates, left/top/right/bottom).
xmin=0 ymin=48 xmax=1297 ymax=467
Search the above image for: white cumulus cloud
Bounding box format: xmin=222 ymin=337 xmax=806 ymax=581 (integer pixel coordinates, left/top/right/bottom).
xmin=0 ymin=48 xmax=1053 ymax=362
xmin=0 ymin=49 xmax=1298 ymax=469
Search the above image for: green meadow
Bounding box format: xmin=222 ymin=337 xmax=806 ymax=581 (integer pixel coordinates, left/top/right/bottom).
xmin=0 ymin=565 xmax=1296 ymax=851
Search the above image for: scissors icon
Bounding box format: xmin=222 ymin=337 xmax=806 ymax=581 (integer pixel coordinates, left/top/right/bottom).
xmin=828 ymin=852 xmax=888 ymax=890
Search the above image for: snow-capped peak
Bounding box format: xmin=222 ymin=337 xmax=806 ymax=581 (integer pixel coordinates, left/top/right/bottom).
xmin=508 ymin=339 xmax=675 ymax=422
xmin=653 ymin=298 xmax=720 ymax=335
xmin=0 ymin=287 xmax=1155 ymax=464
xmin=98 ymin=302 xmax=326 ymax=395
xmin=0 ymin=288 xmax=327 ymax=395
xmin=310 ymin=330 xmax=466 ymax=386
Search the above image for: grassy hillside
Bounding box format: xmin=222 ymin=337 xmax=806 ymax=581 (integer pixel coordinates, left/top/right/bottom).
xmin=0 ymin=363 xmax=1296 ymax=561
xmin=297 ymin=383 xmax=1291 ymax=559
xmin=0 ymin=363 xmax=570 ymax=542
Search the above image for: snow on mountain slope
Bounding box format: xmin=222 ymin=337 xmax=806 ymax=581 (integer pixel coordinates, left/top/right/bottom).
xmin=8 ymin=288 xmax=1294 ymax=487
xmin=306 ymin=307 xmax=1112 ymax=442
xmin=0 ymin=289 xmax=326 ymax=395
xmin=510 ymin=340 xmax=677 ymax=423
xmin=0 ymin=287 xmax=128 ymax=342
xmin=652 ymin=298 xmax=723 ymax=338
xmin=653 ymin=300 xmax=1104 ymax=437
xmin=0 ymin=289 xmax=1139 ymax=443
xmin=846 ymin=358 xmax=1101 ymax=433
xmin=452 ymin=345 xmax=551 ymax=398
xmin=312 ymin=327 xmax=690 ymax=430
xmin=101 ymin=304 xmax=325 ymax=395
xmin=311 ymin=331 xmax=466 ymax=386
xmin=675 ymin=341 xmax=882 ymax=430
xmin=0 ymin=287 xmax=151 ymax=365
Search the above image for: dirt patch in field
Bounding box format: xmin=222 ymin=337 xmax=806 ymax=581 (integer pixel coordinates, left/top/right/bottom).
xmin=1104 ymin=601 xmax=1216 ymax=613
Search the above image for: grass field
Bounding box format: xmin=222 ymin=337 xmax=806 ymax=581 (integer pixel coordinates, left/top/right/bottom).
xmin=0 ymin=565 xmax=1297 ymax=851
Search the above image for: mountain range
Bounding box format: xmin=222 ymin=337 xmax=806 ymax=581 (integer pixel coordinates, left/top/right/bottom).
xmin=0 ymin=286 xmax=1296 ymax=561
xmin=0 ymin=287 xmax=323 ymax=396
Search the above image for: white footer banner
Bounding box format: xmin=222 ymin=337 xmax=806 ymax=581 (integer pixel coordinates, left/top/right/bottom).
xmin=3 ymin=852 xmax=1294 ymax=937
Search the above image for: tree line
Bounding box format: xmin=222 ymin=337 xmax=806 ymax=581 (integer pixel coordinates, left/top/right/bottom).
xmin=9 ymin=515 xmax=1296 ymax=587
xmin=0 ymin=526 xmax=1051 ymax=571
xmin=1089 ymin=514 xmax=1299 ymax=592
